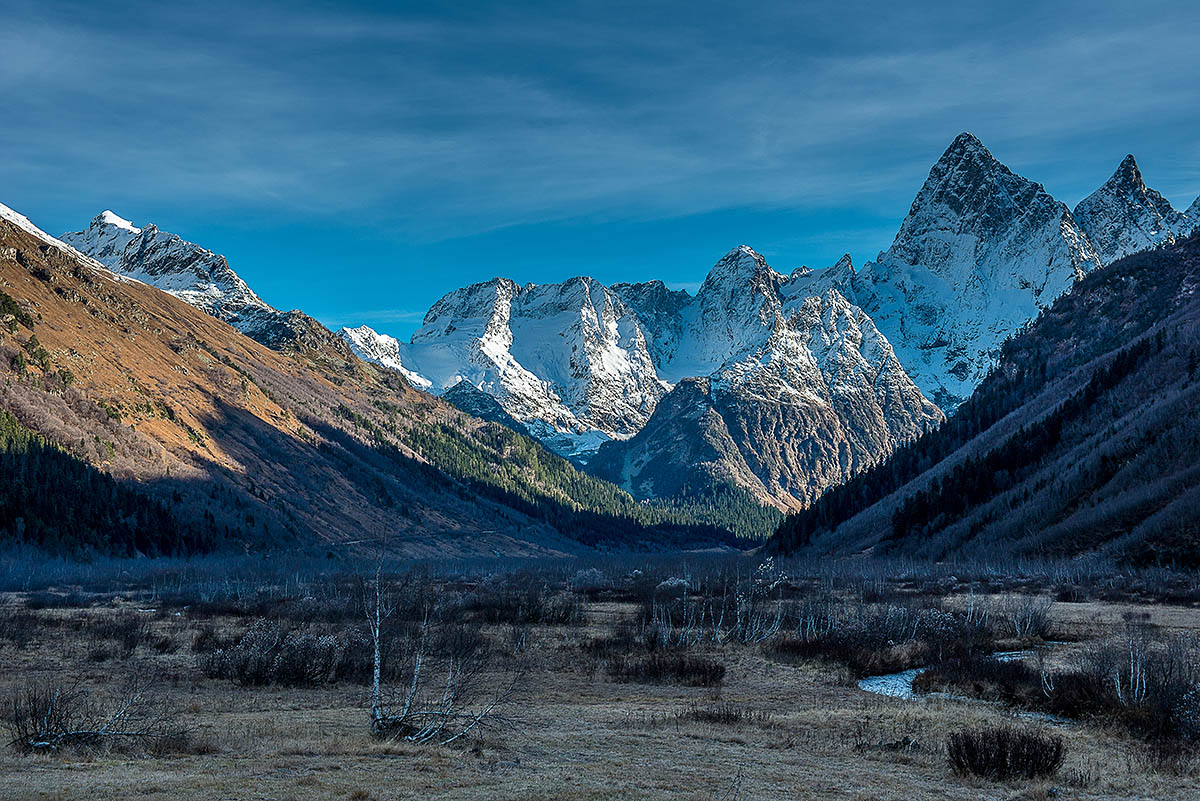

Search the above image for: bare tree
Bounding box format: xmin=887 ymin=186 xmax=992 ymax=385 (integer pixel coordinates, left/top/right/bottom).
xmin=363 ymin=544 xmax=397 ymax=736
xmin=360 ymin=545 xmax=521 ymax=745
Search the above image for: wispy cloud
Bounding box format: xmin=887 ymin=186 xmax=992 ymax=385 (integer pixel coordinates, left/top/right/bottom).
xmin=4 ymin=0 xmax=1198 ymax=240
xmin=1 ymin=0 xmax=1197 ymax=338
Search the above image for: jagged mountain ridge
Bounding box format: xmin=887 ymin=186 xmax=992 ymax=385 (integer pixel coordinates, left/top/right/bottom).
xmin=770 ymin=232 xmax=1200 ymax=566
xmin=61 ymin=212 xmax=346 ymax=354
xmin=352 ymin=243 xmax=944 ymax=509
xmin=1 ymin=201 xmax=737 ymax=556
xmin=1073 ymin=154 xmax=1199 ymax=265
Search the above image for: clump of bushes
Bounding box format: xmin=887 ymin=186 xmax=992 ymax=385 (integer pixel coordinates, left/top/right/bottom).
xmin=606 ymin=652 xmax=725 ymax=687
xmin=769 ymin=601 xmax=993 ymax=676
xmin=200 ymin=619 xmax=371 ymax=687
xmin=913 ymin=655 xmax=1043 ymax=706
xmin=462 ymin=579 xmax=586 ymax=626
xmin=947 ymin=725 xmax=1065 ymax=780
xmin=678 ymin=701 xmax=772 ymax=727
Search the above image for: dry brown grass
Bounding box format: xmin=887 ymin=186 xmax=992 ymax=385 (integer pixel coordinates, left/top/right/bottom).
xmin=0 ymin=595 xmax=1196 ymax=800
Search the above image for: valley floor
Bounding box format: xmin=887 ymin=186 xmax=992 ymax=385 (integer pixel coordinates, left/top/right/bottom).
xmin=0 ymin=573 xmax=1198 ymax=800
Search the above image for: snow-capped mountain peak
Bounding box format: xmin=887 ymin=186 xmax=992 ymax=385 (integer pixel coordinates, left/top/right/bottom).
xmin=353 ymin=274 xmax=667 ymax=459
xmin=339 ymin=324 xmax=432 ymax=389
xmin=62 ymin=212 xmax=307 ymax=346
xmin=1073 ymin=154 xmax=1192 ymax=265
xmin=98 ymin=210 xmax=140 ymax=234
xmin=843 ymin=133 xmax=1101 ymax=410
xmin=344 ymin=240 xmax=944 ymax=494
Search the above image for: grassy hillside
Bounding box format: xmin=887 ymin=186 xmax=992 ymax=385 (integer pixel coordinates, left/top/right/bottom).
xmin=771 ymin=234 xmax=1200 ymax=566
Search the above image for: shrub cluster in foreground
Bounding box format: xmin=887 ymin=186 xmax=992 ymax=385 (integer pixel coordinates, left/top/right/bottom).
xmin=947 ymin=725 xmax=1065 ymax=780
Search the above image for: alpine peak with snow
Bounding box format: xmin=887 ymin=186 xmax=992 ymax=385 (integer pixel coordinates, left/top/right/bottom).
xmin=833 ymin=132 xmax=1102 ymax=410
xmin=1072 ymin=154 xmax=1200 ymax=266
xmin=59 ymin=133 xmax=1200 ymax=513
xmin=60 ymin=211 xmax=324 ymax=349
xmin=341 ymin=240 xmax=945 ymax=509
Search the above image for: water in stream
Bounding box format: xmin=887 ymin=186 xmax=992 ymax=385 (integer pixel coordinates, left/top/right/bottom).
xmin=856 ymin=648 xmax=1070 ymax=724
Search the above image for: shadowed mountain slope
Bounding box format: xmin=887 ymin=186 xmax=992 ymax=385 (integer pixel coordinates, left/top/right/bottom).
xmin=770 ymin=233 xmax=1200 ymax=566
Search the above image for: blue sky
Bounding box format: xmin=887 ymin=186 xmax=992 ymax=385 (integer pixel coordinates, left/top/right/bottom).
xmin=3 ymin=0 xmax=1199 ymax=338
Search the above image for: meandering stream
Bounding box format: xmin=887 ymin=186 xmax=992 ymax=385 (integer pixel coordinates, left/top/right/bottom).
xmin=857 ymin=646 xmax=1070 ymax=724
xmin=857 ymin=649 xmax=1034 ymax=700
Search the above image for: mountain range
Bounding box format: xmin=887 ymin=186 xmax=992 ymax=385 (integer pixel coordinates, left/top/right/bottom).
xmin=6 ymin=132 xmax=1197 ymax=557
xmin=332 ymin=134 xmax=1200 ymax=510
xmin=770 ymin=230 xmax=1200 ymax=567
xmin=0 ymin=202 xmax=740 ymax=557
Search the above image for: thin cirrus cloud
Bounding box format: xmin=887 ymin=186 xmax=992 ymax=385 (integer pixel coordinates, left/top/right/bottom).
xmin=1 ymin=0 xmax=1198 ymax=337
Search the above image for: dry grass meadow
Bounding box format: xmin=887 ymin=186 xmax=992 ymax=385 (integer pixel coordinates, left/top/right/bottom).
xmin=1 ymin=557 xmax=1198 ymax=801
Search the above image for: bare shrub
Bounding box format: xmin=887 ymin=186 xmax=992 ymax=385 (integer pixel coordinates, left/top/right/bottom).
xmin=570 ymin=568 xmax=608 ymax=593
xmin=678 ymin=701 xmax=772 ymax=727
xmin=1175 ymin=684 xmax=1200 ymax=742
xmin=1003 ymin=596 xmax=1053 ymax=641
xmin=370 ymin=614 xmax=520 ymax=745
xmin=23 ymin=591 xmax=90 ymax=610
xmin=606 ymin=652 xmax=725 ymax=687
xmin=200 ymin=618 xmax=370 ymax=687
xmin=4 ymin=676 xmax=187 ymax=756
xmin=1066 ymin=620 xmax=1200 ymax=740
xmin=946 ymin=725 xmax=1065 ymax=780
xmin=191 ymin=624 xmax=235 ymax=654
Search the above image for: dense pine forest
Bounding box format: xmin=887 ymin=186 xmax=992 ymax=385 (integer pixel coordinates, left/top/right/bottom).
xmin=0 ymin=411 xmax=216 ymax=556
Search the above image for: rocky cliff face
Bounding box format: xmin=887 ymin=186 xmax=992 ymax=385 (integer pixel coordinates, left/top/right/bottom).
xmin=1073 ymin=155 xmax=1196 ymax=265
xmin=344 ymin=244 xmax=943 ymax=505
xmin=840 ymin=133 xmax=1102 ymax=410
xmin=590 ymin=282 xmax=943 ymax=508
